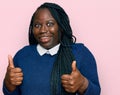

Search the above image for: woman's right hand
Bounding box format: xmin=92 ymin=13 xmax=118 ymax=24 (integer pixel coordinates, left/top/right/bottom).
xmin=4 ymin=55 xmax=23 ymax=92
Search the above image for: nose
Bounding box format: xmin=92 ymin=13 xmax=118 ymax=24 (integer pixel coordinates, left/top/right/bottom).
xmin=40 ymin=25 xmax=48 ymax=33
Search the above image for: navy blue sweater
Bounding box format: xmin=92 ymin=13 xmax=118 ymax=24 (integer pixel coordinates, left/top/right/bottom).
xmin=3 ymin=43 xmax=101 ymax=95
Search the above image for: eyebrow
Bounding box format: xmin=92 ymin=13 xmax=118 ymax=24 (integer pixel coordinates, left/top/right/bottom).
xmin=34 ymin=18 xmax=56 ymax=23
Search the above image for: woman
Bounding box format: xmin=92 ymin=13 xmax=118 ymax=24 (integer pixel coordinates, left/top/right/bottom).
xmin=3 ymin=2 xmax=101 ymax=95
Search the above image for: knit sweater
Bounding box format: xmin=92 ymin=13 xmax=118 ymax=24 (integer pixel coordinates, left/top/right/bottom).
xmin=3 ymin=43 xmax=101 ymax=95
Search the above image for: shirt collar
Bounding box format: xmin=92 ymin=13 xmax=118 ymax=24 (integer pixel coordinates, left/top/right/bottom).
xmin=37 ymin=44 xmax=60 ymax=56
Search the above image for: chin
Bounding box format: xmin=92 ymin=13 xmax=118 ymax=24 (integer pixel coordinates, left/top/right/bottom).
xmin=40 ymin=43 xmax=52 ymax=49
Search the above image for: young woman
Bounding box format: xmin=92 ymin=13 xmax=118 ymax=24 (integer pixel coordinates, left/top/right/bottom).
xmin=3 ymin=2 xmax=101 ymax=95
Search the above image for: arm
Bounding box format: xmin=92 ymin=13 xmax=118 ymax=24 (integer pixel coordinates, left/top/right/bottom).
xmin=77 ymin=45 xmax=101 ymax=95
xmin=61 ymin=44 xmax=101 ymax=95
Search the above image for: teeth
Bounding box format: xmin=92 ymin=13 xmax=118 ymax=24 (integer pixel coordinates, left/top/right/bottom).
xmin=41 ymin=37 xmax=49 ymax=39
xmin=40 ymin=36 xmax=50 ymax=42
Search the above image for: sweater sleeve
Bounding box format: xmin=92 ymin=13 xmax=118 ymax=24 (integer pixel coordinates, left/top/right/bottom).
xmin=3 ymin=83 xmax=20 ymax=95
xmin=74 ymin=44 xmax=101 ymax=95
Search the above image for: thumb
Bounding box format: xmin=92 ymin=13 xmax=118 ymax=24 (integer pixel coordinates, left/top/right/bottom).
xmin=8 ymin=55 xmax=15 ymax=68
xmin=71 ymin=61 xmax=77 ymax=72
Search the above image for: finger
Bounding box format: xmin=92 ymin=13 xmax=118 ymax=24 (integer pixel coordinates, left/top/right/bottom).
xmin=12 ymin=81 xmax=22 ymax=86
xmin=62 ymin=83 xmax=69 ymax=88
xmin=71 ymin=61 xmax=77 ymax=72
xmin=10 ymin=68 xmax=22 ymax=73
xmin=61 ymin=74 xmax=70 ymax=81
xmin=10 ymin=76 xmax=23 ymax=86
xmin=10 ymin=76 xmax=23 ymax=81
xmin=15 ymin=81 xmax=22 ymax=85
xmin=62 ymin=84 xmax=72 ymax=93
xmin=12 ymin=73 xmax=23 ymax=78
xmin=61 ymin=81 xmax=67 ymax=84
xmin=15 ymin=77 xmax=23 ymax=82
xmin=63 ymin=84 xmax=76 ymax=93
xmin=8 ymin=55 xmax=15 ymax=68
xmin=61 ymin=79 xmax=69 ymax=84
xmin=64 ymin=88 xmax=70 ymax=93
xmin=62 ymin=77 xmax=74 ymax=86
xmin=9 ymin=72 xmax=23 ymax=77
xmin=15 ymin=72 xmax=23 ymax=77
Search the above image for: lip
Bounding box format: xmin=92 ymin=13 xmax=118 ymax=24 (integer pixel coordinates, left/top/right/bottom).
xmin=39 ymin=36 xmax=51 ymax=43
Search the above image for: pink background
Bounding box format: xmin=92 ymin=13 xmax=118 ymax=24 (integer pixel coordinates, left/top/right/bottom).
xmin=0 ymin=0 xmax=120 ymax=95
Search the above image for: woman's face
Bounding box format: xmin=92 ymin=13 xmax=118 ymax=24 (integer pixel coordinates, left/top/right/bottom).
xmin=33 ymin=8 xmax=59 ymax=49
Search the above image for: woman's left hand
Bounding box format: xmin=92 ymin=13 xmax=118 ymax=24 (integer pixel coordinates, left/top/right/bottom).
xmin=61 ymin=61 xmax=88 ymax=93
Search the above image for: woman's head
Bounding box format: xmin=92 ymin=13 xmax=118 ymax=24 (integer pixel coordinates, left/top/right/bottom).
xmin=29 ymin=2 xmax=75 ymax=48
xmin=32 ymin=8 xmax=59 ymax=49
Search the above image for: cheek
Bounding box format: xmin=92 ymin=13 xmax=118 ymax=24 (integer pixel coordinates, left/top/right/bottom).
xmin=50 ymin=26 xmax=59 ymax=34
xmin=50 ymin=24 xmax=59 ymax=32
xmin=33 ymin=29 xmax=39 ymax=36
xmin=51 ymin=29 xmax=59 ymax=38
xmin=50 ymin=27 xmax=56 ymax=32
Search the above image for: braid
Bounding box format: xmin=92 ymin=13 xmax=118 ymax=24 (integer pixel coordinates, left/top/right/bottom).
xmin=29 ymin=2 xmax=76 ymax=95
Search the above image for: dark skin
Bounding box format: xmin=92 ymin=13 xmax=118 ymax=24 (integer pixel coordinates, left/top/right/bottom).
xmin=4 ymin=8 xmax=88 ymax=94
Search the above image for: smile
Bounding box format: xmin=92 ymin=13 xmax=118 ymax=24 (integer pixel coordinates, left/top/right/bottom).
xmin=39 ymin=36 xmax=51 ymax=43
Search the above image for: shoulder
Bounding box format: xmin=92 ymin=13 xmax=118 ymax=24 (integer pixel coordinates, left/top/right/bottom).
xmin=14 ymin=45 xmax=37 ymax=59
xmin=16 ymin=45 xmax=36 ymax=53
xmin=72 ymin=43 xmax=96 ymax=61
xmin=72 ymin=43 xmax=84 ymax=49
xmin=72 ymin=43 xmax=97 ymax=72
xmin=72 ymin=43 xmax=91 ymax=54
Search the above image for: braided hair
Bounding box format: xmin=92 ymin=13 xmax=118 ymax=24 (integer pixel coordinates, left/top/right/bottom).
xmin=28 ymin=2 xmax=76 ymax=95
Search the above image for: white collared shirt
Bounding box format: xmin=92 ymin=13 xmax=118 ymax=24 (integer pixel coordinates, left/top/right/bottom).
xmin=37 ymin=44 xmax=60 ymax=56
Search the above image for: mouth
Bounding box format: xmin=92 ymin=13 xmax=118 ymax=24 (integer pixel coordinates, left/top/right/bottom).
xmin=39 ymin=36 xmax=51 ymax=43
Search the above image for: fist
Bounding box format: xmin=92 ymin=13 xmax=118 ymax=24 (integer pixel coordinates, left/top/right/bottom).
xmin=61 ymin=61 xmax=86 ymax=93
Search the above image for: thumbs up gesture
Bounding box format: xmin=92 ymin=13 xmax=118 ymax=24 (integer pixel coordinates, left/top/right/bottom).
xmin=4 ymin=55 xmax=23 ymax=92
xmin=61 ymin=61 xmax=88 ymax=94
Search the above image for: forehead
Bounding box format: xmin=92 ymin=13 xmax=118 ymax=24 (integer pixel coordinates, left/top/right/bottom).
xmin=34 ymin=8 xmax=54 ymax=20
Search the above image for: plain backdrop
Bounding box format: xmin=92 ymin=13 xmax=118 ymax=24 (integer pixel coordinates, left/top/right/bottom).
xmin=0 ymin=0 xmax=120 ymax=95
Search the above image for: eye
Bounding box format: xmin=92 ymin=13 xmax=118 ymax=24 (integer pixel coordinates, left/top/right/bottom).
xmin=47 ymin=22 xmax=54 ymax=27
xmin=34 ymin=23 xmax=41 ymax=28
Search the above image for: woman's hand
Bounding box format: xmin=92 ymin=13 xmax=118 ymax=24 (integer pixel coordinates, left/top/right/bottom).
xmin=4 ymin=55 xmax=23 ymax=92
xmin=61 ymin=61 xmax=88 ymax=94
